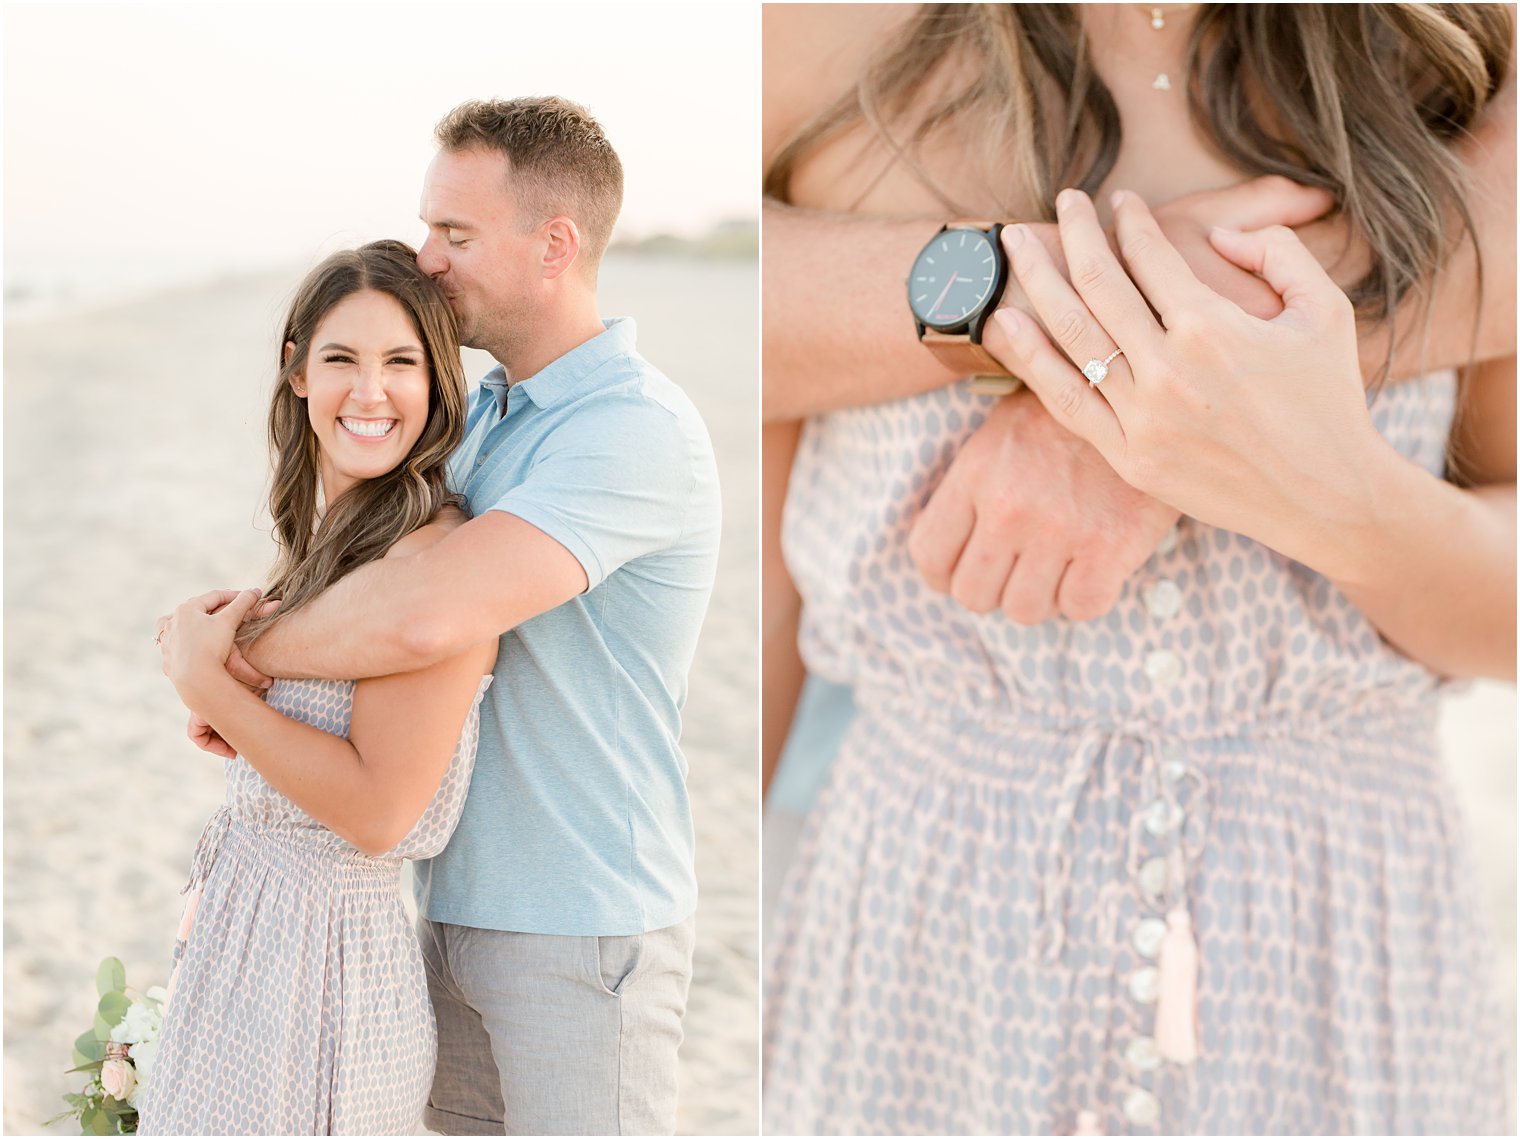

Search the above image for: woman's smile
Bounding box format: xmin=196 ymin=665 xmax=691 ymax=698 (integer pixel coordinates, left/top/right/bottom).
xmin=338 ymin=416 xmax=399 ymax=440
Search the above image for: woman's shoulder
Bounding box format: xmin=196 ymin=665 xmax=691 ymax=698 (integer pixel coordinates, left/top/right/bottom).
xmin=383 ymin=504 xmax=470 ymax=560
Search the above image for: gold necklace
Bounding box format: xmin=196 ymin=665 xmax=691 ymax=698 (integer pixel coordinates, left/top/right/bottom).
xmin=1137 ymin=3 xmax=1195 ymax=90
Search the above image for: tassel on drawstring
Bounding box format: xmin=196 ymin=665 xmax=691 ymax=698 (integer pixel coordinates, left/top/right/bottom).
xmin=1073 ymin=1109 xmax=1106 ymax=1135
xmin=1155 ymin=905 xmax=1199 ymax=1064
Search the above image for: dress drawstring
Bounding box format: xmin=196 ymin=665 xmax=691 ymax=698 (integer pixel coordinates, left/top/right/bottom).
xmin=166 ymin=807 xmax=232 ymax=1008
xmin=1035 ymin=719 xmax=1210 ymax=1066
xmin=182 ymin=806 xmax=232 ymax=897
xmin=1034 ymin=723 xmax=1111 ymax=962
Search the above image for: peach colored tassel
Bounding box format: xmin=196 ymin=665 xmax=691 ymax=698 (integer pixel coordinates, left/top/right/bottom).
xmin=1074 ymin=1109 xmax=1105 ymax=1135
xmin=1155 ymin=905 xmax=1199 ymax=1064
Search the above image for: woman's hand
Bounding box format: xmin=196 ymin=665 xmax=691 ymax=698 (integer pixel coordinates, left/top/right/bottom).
xmin=990 ymin=188 xmax=1394 ymax=579
xmin=156 ymin=588 xmax=265 ymax=716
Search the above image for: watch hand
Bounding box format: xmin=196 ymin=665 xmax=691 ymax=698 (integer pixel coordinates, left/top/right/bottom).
xmin=929 ymin=271 xmax=959 ymax=317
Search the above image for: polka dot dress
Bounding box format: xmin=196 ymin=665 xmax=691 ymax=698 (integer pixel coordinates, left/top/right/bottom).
xmin=763 ymin=373 xmax=1512 ymax=1135
xmin=137 ymin=675 xmax=491 ymax=1136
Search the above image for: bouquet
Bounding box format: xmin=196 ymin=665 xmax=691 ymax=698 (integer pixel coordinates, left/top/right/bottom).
xmin=49 ymin=957 xmax=166 ymax=1135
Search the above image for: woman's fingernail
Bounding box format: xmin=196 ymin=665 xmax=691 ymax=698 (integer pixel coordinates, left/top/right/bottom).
xmin=1110 ymin=190 xmax=1128 ymax=209
xmin=1004 ymin=224 xmax=1027 ymax=250
xmin=1056 ymin=188 xmax=1078 ymax=212
xmin=995 ymin=308 xmax=1022 ymax=335
xmin=1211 ymin=226 xmax=1241 ymax=237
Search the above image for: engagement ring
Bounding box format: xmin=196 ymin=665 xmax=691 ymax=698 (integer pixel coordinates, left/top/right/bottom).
xmin=1083 ymin=348 xmax=1124 ymax=386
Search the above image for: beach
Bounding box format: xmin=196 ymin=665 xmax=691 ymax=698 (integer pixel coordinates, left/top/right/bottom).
xmin=2 ymin=252 xmax=759 ymax=1135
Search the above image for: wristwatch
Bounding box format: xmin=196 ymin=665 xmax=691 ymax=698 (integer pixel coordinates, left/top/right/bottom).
xmin=907 ymin=219 xmax=1023 ymax=394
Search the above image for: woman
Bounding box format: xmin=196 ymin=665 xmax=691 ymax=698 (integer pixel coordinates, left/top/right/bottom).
xmin=763 ymin=4 xmax=1514 ymax=1134
xmin=138 ymin=241 xmax=497 ymax=1135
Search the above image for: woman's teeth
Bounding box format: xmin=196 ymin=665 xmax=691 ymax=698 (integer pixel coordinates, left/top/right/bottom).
xmin=340 ymin=418 xmax=396 ymax=438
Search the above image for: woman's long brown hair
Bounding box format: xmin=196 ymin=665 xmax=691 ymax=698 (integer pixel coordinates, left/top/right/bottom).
xmin=766 ymin=4 xmax=1512 ymax=344
xmin=235 ymin=240 xmax=469 ymax=650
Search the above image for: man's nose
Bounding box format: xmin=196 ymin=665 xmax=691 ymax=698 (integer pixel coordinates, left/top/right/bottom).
xmin=417 ymin=236 xmax=447 ymax=278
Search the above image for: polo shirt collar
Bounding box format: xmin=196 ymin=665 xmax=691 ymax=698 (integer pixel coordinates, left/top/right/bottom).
xmin=479 ymin=317 xmax=636 ymax=412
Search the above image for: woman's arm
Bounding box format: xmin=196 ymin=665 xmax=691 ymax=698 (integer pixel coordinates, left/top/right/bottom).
xmin=160 ymin=516 xmax=499 ymax=853
xmin=174 ymin=645 xmax=496 ymax=855
xmin=1328 ymin=355 xmax=1516 ymax=680
xmin=762 ymin=421 xmax=807 ymax=800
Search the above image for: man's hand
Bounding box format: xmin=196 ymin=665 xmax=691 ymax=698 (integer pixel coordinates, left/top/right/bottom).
xmin=908 ymin=391 xmax=1179 ymax=622
xmin=916 ymin=176 xmax=1335 ymax=623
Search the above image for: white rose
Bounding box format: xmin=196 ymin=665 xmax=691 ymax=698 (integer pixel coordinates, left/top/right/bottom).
xmin=143 ymin=986 xmax=169 ymax=1006
xmin=111 ymin=1001 xmax=162 ymax=1046
xmin=131 ymin=1037 xmax=160 ymax=1085
xmin=100 ymin=1058 xmax=136 ymax=1101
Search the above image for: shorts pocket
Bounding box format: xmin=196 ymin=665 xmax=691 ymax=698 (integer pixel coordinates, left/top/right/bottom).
xmin=590 ymin=932 xmax=644 ymax=997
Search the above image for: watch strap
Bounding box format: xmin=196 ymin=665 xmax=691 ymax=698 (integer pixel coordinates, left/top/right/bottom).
xmin=918 ymin=219 xmax=1019 ymax=386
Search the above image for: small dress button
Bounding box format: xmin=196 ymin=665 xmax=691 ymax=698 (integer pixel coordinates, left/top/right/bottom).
xmin=1145 ymin=650 xmax=1182 ymax=688
xmin=1138 ymin=856 xmax=1169 ymax=897
xmin=1143 ymin=798 xmax=1182 ymax=837
xmin=1126 ymin=1035 xmax=1164 ymax=1072
xmin=1143 ymin=579 xmax=1183 ymax=619
xmin=1163 ymin=757 xmax=1188 ymax=784
xmin=1123 ymin=1088 xmax=1161 ymax=1127
xmin=1129 ymin=966 xmax=1160 ymax=1004
xmin=1154 ymin=526 xmax=1179 ymax=558
xmin=1132 ymin=918 xmax=1167 ymax=959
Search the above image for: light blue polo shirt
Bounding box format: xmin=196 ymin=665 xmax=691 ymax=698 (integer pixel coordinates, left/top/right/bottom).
xmin=411 ymin=317 xmax=720 ymax=936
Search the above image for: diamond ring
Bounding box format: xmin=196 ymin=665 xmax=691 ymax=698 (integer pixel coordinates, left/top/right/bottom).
xmin=1082 ymin=348 xmax=1124 ymax=386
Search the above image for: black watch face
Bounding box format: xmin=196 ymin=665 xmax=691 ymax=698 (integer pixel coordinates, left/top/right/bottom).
xmin=907 ymin=227 xmax=1002 ymax=331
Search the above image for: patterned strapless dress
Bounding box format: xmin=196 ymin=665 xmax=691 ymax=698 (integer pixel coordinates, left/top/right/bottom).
xmin=763 ymin=372 xmax=1511 ymax=1135
xmin=137 ymin=674 xmax=491 ymax=1136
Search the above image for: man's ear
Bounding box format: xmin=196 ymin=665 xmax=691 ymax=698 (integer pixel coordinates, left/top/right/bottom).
xmin=285 ymin=341 xmax=306 ymax=396
xmin=541 ymin=216 xmax=583 ymax=280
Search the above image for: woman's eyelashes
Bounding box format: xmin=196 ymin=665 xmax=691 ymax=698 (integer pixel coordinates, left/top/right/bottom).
xmin=319 ymin=354 xmax=420 ymax=367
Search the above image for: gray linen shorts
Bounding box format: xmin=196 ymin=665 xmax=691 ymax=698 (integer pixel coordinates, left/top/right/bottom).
xmin=418 ymin=915 xmax=696 ymax=1136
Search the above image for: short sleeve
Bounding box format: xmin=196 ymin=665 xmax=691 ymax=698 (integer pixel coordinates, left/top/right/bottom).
xmin=486 ymin=395 xmax=694 ymax=590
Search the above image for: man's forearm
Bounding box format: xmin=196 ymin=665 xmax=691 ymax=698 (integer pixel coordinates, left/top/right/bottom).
xmin=244 ymin=559 xmax=436 ymax=680
xmin=762 ymin=203 xmax=953 ymax=421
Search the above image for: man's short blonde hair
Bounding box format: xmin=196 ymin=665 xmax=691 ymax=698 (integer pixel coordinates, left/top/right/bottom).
xmin=435 ymin=97 xmax=624 ymax=268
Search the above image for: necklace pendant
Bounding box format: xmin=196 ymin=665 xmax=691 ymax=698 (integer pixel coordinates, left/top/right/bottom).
xmin=1150 ymin=7 xmax=1165 ymax=29
xmin=1153 ymin=72 xmax=1172 ymax=91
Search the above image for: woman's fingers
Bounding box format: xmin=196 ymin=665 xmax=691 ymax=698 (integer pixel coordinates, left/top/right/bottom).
xmin=1004 ymin=223 xmax=1139 ymax=407
xmin=1052 ymin=189 xmax=1167 ymax=349
xmin=1106 ymin=190 xmax=1222 ymax=329
xmin=191 ymin=588 xmax=246 ymax=615
xmin=1208 ymin=224 xmax=1352 ymax=329
xmin=211 ymin=588 xmax=264 ymax=628
xmin=990 ymin=307 xmax=1126 ymax=463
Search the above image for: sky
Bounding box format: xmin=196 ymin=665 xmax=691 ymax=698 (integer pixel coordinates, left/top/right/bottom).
xmin=3 ymin=1 xmax=759 ymax=298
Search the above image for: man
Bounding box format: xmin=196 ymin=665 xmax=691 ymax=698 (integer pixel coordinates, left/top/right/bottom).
xmin=176 ymin=96 xmax=720 ymax=1135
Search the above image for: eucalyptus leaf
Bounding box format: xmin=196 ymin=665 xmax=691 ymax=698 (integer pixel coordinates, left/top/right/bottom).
xmin=65 ymin=1062 xmax=105 ymax=1076
xmin=92 ymin=1013 xmax=112 ymax=1042
xmin=75 ymin=1032 xmax=106 ymax=1062
xmin=94 ymin=958 xmax=126 ymax=997
xmin=82 ymin=1106 xmax=112 ymax=1135
xmin=96 ymin=991 xmax=130 ymax=1026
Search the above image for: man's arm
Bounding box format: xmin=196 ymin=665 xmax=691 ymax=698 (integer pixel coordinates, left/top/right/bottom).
xmin=244 ymin=511 xmax=586 ymax=680
xmin=762 ymin=180 xmax=1331 ymax=421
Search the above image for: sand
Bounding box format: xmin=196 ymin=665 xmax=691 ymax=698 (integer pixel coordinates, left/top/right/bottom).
xmin=3 ymin=252 xmax=759 ymax=1135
